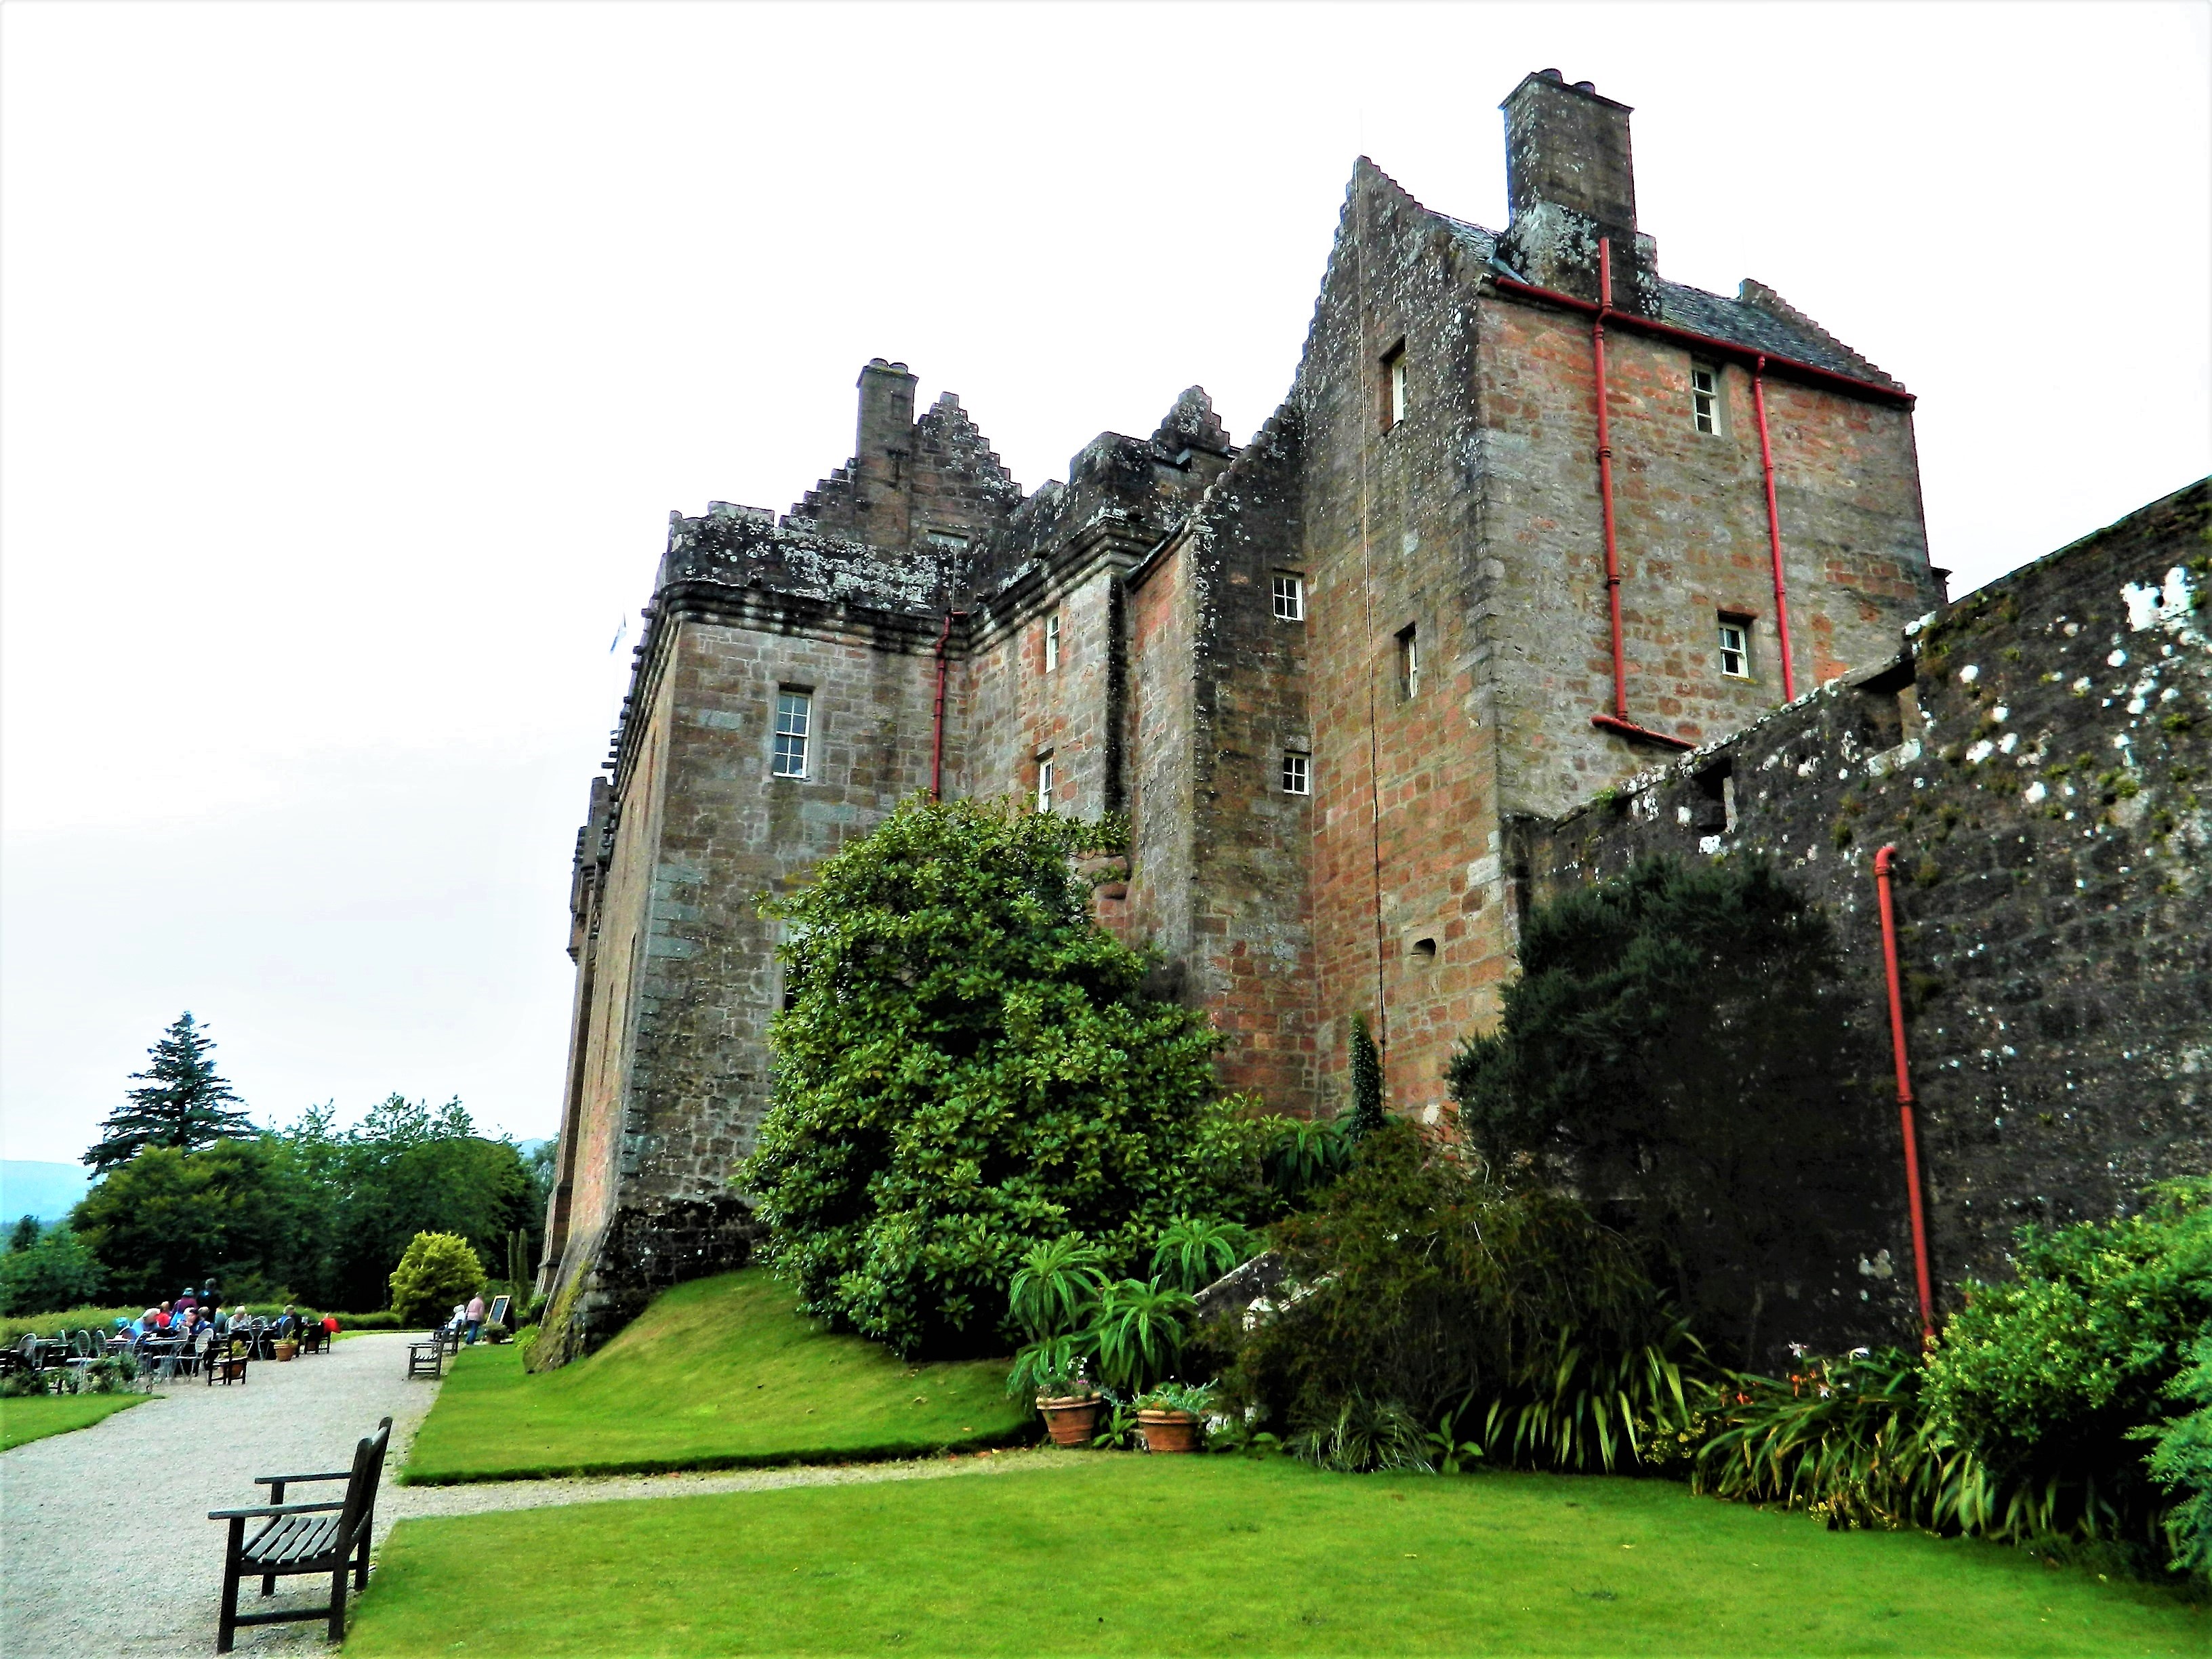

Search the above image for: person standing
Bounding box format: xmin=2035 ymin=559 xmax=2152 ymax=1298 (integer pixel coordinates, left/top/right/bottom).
xmin=464 ymin=1292 xmax=486 ymax=1345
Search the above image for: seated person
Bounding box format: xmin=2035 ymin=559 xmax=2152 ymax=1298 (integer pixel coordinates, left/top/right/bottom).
xmin=275 ymin=1306 xmax=298 ymax=1338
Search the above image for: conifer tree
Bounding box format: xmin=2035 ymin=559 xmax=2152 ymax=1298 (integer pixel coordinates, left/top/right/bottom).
xmin=1346 ymin=1011 xmax=1387 ymax=1139
xmin=83 ymin=1011 xmax=253 ymax=1174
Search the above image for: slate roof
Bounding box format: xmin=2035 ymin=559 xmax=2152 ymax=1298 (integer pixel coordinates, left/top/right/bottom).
xmin=1436 ymin=212 xmax=1901 ymax=391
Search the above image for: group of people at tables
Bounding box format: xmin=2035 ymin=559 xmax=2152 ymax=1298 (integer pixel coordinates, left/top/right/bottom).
xmin=111 ymin=1286 xmax=340 ymax=1364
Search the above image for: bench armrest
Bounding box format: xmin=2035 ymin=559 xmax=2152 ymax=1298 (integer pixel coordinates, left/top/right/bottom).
xmin=208 ymin=1500 xmax=346 ymax=1521
xmin=254 ymin=1471 xmax=350 ymax=1486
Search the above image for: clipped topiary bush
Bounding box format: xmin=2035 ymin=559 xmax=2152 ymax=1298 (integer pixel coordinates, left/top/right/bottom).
xmin=387 ymin=1231 xmax=485 ymax=1326
xmin=739 ymin=797 xmax=1268 ymax=1358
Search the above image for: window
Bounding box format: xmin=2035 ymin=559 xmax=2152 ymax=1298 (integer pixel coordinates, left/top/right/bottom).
xmin=1036 ymin=753 xmax=1054 ymax=813
xmin=1282 ymin=752 xmax=1310 ymax=795
xmin=1044 ymin=611 xmax=1061 ymax=672
xmin=1271 ymin=573 xmax=1305 ymax=622
xmin=772 ymin=690 xmax=811 ymax=777
xmin=1382 ymin=342 xmax=1408 ymax=430
xmin=1718 ymin=617 xmax=1752 ymax=679
xmin=1691 ymin=361 xmax=1720 ymax=434
xmin=1396 ymin=623 xmax=1420 ymax=700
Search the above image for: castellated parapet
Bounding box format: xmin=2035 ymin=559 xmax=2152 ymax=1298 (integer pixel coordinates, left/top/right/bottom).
xmin=533 ymin=70 xmax=2201 ymax=1368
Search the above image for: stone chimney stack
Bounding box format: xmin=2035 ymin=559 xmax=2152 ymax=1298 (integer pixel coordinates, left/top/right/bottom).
xmin=853 ymin=357 xmax=917 ymax=550
xmin=1495 ymin=70 xmax=1661 ymax=318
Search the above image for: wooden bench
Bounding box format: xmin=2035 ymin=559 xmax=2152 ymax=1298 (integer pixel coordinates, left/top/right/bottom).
xmin=208 ymin=1416 xmax=391 ymax=1651
xmin=406 ymin=1338 xmax=444 ymax=1380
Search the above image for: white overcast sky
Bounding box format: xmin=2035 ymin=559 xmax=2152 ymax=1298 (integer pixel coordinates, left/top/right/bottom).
xmin=3 ymin=2 xmax=2207 ymax=1168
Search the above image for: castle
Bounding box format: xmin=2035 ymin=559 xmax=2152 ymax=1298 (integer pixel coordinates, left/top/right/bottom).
xmin=534 ymin=68 xmax=2209 ymax=1364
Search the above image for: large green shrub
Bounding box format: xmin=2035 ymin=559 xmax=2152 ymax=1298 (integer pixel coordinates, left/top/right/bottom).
xmin=388 ymin=1231 xmax=486 ymax=1326
xmin=1925 ymin=1176 xmax=2211 ymax=1550
xmin=1216 ymin=1122 xmax=1693 ymax=1473
xmin=1447 ymin=855 xmax=1893 ymax=1363
xmin=739 ymin=798 xmax=1265 ymax=1357
xmin=2146 ymin=1334 xmax=2212 ymax=1585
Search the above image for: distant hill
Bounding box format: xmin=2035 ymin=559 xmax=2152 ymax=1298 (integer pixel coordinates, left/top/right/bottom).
xmin=1 ymin=1160 xmax=93 ymax=1226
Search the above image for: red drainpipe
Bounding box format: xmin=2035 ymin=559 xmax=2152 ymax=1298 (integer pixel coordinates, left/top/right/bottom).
xmin=929 ymin=610 xmax=962 ymax=802
xmin=1873 ymin=844 xmax=1938 ymax=1347
xmin=1585 ymin=237 xmax=1693 ymax=754
xmin=1752 ymin=357 xmax=1799 ymax=703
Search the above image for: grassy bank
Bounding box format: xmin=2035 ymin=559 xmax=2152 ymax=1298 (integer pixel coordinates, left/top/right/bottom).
xmin=0 ymin=1391 xmax=153 ymax=1451
xmin=346 ymin=1454 xmax=2203 ymax=1656
xmin=403 ymin=1269 xmax=1030 ymax=1483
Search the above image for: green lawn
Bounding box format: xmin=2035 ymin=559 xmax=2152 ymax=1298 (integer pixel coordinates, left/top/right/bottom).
xmin=0 ymin=1390 xmax=153 ymax=1450
xmin=346 ymin=1455 xmax=2203 ymax=1656
xmin=403 ymin=1269 xmax=1031 ymax=1483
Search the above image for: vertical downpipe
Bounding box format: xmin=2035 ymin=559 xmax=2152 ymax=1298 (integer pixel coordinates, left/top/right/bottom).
xmin=1874 ymin=844 xmax=1938 ymax=1347
xmin=929 ymin=611 xmax=956 ymax=801
xmin=1752 ymin=356 xmax=1799 ymax=701
xmin=1593 ymin=237 xmax=1627 ymax=721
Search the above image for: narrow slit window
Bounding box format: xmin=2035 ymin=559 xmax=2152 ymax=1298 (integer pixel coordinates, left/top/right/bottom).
xmin=1691 ymin=361 xmax=1720 ymax=434
xmin=1382 ymin=342 xmax=1408 ymax=430
xmin=1036 ymin=753 xmax=1054 ymax=813
xmin=1044 ymin=611 xmax=1061 ymax=672
xmin=1272 ymin=573 xmax=1305 ymax=621
xmin=1396 ymin=623 xmax=1420 ymax=701
xmin=1718 ymin=617 xmax=1752 ymax=679
xmin=1282 ymin=752 xmax=1310 ymax=795
xmin=772 ymin=690 xmax=811 ymax=777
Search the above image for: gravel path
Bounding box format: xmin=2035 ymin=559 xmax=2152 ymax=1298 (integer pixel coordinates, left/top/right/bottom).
xmin=1 ymin=1332 xmax=441 ymax=1656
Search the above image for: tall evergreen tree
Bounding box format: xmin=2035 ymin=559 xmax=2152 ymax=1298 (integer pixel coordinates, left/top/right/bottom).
xmin=83 ymin=1011 xmax=253 ymax=1174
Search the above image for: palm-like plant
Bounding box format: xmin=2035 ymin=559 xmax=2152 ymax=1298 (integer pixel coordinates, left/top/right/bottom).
xmin=1151 ymin=1216 xmax=1256 ymax=1293
xmin=1008 ymin=1235 xmax=1108 ymax=1341
xmin=1090 ymin=1277 xmax=1197 ymax=1393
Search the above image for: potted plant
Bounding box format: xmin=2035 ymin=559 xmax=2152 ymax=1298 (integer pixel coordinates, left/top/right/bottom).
xmin=1135 ymin=1380 xmax=1215 ymax=1454
xmin=1031 ymin=1359 xmax=1104 ymax=1447
xmin=1006 ymin=1236 xmax=1109 ymax=1446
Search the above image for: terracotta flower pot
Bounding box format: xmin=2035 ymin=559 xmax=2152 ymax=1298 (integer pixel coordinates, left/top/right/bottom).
xmin=1137 ymin=1408 xmax=1202 ymax=1454
xmin=274 ymin=1342 xmax=298 ymax=1361
xmin=1036 ymin=1394 xmax=1102 ymax=1448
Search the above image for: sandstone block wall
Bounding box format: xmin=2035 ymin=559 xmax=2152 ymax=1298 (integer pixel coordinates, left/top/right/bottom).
xmin=1512 ymin=478 xmax=2211 ymax=1340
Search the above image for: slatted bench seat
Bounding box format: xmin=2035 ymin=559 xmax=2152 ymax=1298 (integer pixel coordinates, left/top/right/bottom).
xmin=406 ymin=1338 xmax=443 ymax=1379
xmin=208 ymin=1415 xmax=390 ymax=1650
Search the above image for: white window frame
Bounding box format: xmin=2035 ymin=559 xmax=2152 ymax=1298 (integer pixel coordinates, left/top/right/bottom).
xmin=1718 ymin=618 xmax=1751 ymax=680
xmin=1036 ymin=753 xmax=1054 ymax=813
xmin=1691 ymin=361 xmax=1721 ymax=435
xmin=1397 ymin=623 xmax=1420 ymax=701
xmin=1271 ymin=573 xmax=1305 ymax=622
xmin=1044 ymin=611 xmax=1061 ymax=673
xmin=1282 ymin=752 xmax=1310 ymax=796
xmin=1383 ymin=344 xmax=1408 ymax=430
xmin=772 ymin=689 xmax=812 ymax=777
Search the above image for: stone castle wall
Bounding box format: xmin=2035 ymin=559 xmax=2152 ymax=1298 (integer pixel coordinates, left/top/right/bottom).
xmin=1511 ymin=478 xmax=2211 ymax=1340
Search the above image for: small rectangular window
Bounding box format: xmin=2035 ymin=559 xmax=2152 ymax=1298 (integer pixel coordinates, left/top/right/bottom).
xmin=1691 ymin=362 xmax=1720 ymax=434
xmin=1036 ymin=753 xmax=1054 ymax=813
xmin=1044 ymin=612 xmax=1061 ymax=672
xmin=1718 ymin=617 xmax=1751 ymax=679
xmin=1282 ymin=752 xmax=1309 ymax=795
xmin=1271 ymin=573 xmax=1305 ymax=622
xmin=1382 ymin=342 xmax=1408 ymax=430
xmin=1396 ymin=623 xmax=1420 ymax=701
xmin=772 ymin=690 xmax=811 ymax=777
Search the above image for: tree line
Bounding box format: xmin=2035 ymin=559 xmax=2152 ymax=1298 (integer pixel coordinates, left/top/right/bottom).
xmin=0 ymin=1012 xmax=548 ymax=1317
